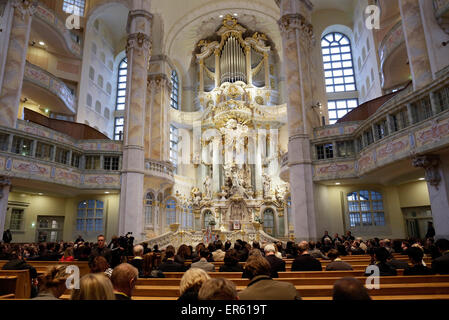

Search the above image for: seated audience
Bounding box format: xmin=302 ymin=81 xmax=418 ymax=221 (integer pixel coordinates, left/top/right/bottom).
xmin=90 ymin=256 xmax=113 ymax=278
xmin=309 ymin=241 xmax=329 ymax=260
xmin=110 ymin=263 xmax=138 ymax=300
xmin=191 ymin=249 xmax=215 ymax=272
xmin=33 ymin=265 xmax=69 ymax=300
xmin=238 ymin=255 xmax=301 ymax=300
xmin=343 ymin=231 xmax=355 ymax=242
xmin=321 ymin=231 xmax=332 ymax=243
xmin=71 ymin=273 xmax=115 ymax=300
xmin=178 ymin=268 xmax=210 ymax=302
xmin=264 ymin=243 xmax=286 ymax=278
xmin=291 ymin=241 xmax=322 ymax=271
xmin=432 ymin=239 xmax=449 ymax=274
xmin=175 ymin=244 xmax=191 ymax=266
xmin=404 ymin=247 xmax=434 ymax=275
xmin=129 ymin=244 xmax=144 ymax=276
xmin=219 ymin=249 xmax=243 ymax=272
xmin=198 ymin=278 xmax=238 ymax=300
xmin=332 ymin=277 xmax=371 ymax=301
xmin=212 ymin=241 xmax=226 ymax=262
xmin=2 ymin=250 xmax=38 ymax=297
xmin=350 ymin=241 xmax=365 ymax=255
xmin=325 ymin=249 xmax=353 ymax=271
xmin=159 ymin=245 xmax=186 ymax=272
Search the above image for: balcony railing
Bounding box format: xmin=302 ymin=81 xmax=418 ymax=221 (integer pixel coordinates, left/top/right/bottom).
xmin=34 ymin=2 xmax=82 ymax=57
xmin=144 ymin=159 xmax=175 ymax=182
xmin=24 ymin=62 xmax=76 ymax=114
xmin=379 ymin=21 xmax=405 ymax=87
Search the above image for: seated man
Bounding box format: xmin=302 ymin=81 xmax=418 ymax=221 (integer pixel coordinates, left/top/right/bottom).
xmin=325 ymin=249 xmax=353 ymax=271
xmin=198 ymin=278 xmax=238 ymax=300
xmin=111 ymin=263 xmax=138 ymax=300
xmin=191 ymin=249 xmax=215 ymax=272
xmin=291 ymin=241 xmax=322 ymax=272
xmin=238 ymin=255 xmax=301 ymax=300
xmin=309 ymin=241 xmax=329 ymax=260
xmin=159 ymin=246 xmax=186 ymax=272
xmin=2 ymin=250 xmax=39 ymax=297
xmin=432 ymin=238 xmax=449 ymax=274
xmin=332 ymin=277 xmax=371 ymax=300
xmin=129 ymin=244 xmax=144 ymax=276
xmin=364 ymin=247 xmax=397 ymax=276
xmin=264 ymin=244 xmax=285 ymax=278
xmin=404 ymin=247 xmax=434 ymax=275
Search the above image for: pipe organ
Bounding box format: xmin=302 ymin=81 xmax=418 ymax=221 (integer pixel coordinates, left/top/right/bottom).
xmin=220 ymin=36 xmax=246 ymax=84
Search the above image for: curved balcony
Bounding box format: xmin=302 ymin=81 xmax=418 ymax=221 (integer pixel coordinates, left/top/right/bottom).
xmin=33 ymin=2 xmax=82 ymax=58
xmin=23 ymin=62 xmax=76 ymax=115
xmin=279 ymin=152 xmax=289 ymax=182
xmin=434 ymin=0 xmax=449 ymax=33
xmin=144 ymin=159 xmax=175 ymax=186
xmin=379 ymin=21 xmax=409 ymax=90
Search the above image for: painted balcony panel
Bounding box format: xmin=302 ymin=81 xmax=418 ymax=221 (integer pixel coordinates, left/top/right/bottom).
xmin=23 ymin=62 xmax=76 ymax=115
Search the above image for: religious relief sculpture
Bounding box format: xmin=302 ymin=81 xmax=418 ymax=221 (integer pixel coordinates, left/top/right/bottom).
xmin=191 ymin=187 xmax=202 ymax=208
xmin=262 ymin=171 xmax=272 ymax=199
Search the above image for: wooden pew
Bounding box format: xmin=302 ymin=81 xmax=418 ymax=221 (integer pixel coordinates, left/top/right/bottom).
xmin=0 ymin=270 xmax=31 ymax=299
xmin=0 ymin=260 xmax=90 ymax=277
xmin=0 ymin=276 xmax=17 ymax=296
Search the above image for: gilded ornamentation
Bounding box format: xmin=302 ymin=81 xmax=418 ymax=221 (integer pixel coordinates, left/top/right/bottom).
xmin=12 ymin=0 xmax=38 ymax=20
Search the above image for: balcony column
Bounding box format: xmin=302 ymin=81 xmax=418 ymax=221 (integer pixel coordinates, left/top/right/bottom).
xmin=429 ymin=91 xmax=440 ymax=115
xmin=278 ymin=0 xmax=317 ymax=241
xmin=412 ymin=155 xmax=449 ymax=239
xmin=0 ymin=0 xmax=38 ymax=128
xmin=119 ymin=7 xmax=153 ymax=242
xmin=386 ymin=114 xmax=393 ymax=134
xmin=399 ymin=0 xmax=433 ymax=90
xmin=406 ymin=103 xmax=415 ymax=125
xmin=0 ymin=177 xmax=11 ymax=237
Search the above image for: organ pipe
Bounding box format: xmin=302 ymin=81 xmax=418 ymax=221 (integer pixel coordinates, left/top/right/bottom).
xmin=220 ymin=35 xmax=247 ymax=84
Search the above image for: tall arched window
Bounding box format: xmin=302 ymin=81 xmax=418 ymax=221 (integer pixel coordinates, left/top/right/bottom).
xmin=166 ymin=198 xmax=176 ymax=226
xmin=321 ymin=32 xmax=358 ymax=124
xmin=347 ymin=190 xmax=385 ymax=227
xmin=263 ymin=208 xmax=275 ymax=236
xmin=116 ymin=58 xmax=127 ymax=111
xmin=144 ymin=192 xmax=154 ymax=227
xmin=170 ymin=70 xmax=179 ymax=110
xmin=76 ymin=200 xmax=103 ymax=232
xmin=63 ymin=0 xmax=86 ymax=16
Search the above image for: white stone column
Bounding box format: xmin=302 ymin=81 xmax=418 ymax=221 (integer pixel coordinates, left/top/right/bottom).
xmin=278 ymin=0 xmax=317 ymax=241
xmin=0 ymin=177 xmax=11 ymax=237
xmin=0 ymin=0 xmax=37 ymax=128
xmin=119 ymin=7 xmax=152 ymax=242
xmin=413 ymin=155 xmax=449 ymax=239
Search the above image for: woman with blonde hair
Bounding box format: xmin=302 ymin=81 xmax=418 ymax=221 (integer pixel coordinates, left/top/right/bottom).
xmin=178 ymin=268 xmax=210 ymax=301
xmin=71 ymin=273 xmax=115 ymax=300
xmin=32 ymin=265 xmax=70 ymax=300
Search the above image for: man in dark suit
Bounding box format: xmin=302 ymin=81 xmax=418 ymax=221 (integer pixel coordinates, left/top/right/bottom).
xmin=238 ymin=255 xmax=301 ymax=300
xmin=89 ymin=234 xmax=112 ymax=268
xmin=111 ymin=263 xmax=138 ymax=300
xmin=404 ymin=247 xmax=434 ymax=275
xmin=159 ymin=246 xmax=186 ymax=272
xmin=129 ymin=244 xmax=144 ymax=276
xmin=291 ymin=241 xmax=322 ymax=271
xmin=264 ymin=244 xmax=285 ymax=278
xmin=432 ymin=238 xmax=449 ymax=274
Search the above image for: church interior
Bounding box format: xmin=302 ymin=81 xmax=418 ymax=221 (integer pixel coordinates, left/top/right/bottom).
xmin=0 ymin=0 xmax=448 ymax=254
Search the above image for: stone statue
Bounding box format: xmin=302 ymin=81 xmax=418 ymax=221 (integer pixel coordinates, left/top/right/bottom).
xmin=191 ymin=187 xmax=202 ymax=207
xmin=204 ymin=174 xmax=212 ymax=199
xmin=262 ymin=171 xmax=271 ymax=199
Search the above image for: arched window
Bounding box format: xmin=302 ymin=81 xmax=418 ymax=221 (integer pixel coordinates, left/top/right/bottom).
xmin=263 ymin=208 xmax=275 ymax=236
xmin=63 ymin=0 xmax=86 ymax=17
xmin=104 ymin=108 xmax=110 ymax=119
xmin=98 ymin=75 xmax=104 ymax=88
xmin=203 ymin=210 xmax=213 ymax=229
xmin=170 ymin=70 xmax=179 ymax=110
xmin=166 ymin=198 xmax=176 ymax=226
xmin=106 ymin=83 xmax=112 ymax=95
xmin=95 ymin=101 xmax=101 ymax=113
xmin=100 ymin=52 xmax=106 ymax=64
xmin=89 ymin=67 xmax=95 ymax=81
xmin=116 ymin=58 xmax=127 ymax=111
xmin=347 ymin=190 xmax=385 ymax=227
xmin=76 ymin=200 xmax=103 ymax=232
xmin=144 ymin=192 xmax=154 ymax=227
xmin=86 ymin=94 xmax=92 ymax=107
xmin=321 ymin=32 xmax=356 ymax=93
xmin=91 ymin=43 xmax=97 ymax=55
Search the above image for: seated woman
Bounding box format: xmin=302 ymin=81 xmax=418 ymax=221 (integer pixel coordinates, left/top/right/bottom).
xmin=32 ymin=265 xmax=69 ymax=300
xmin=141 ymin=252 xmax=165 ymax=278
xmin=219 ymin=249 xmax=243 ymax=272
xmin=60 ymin=247 xmax=75 ymax=262
xmin=178 ymin=268 xmax=210 ymax=302
xmin=90 ymin=256 xmax=113 ymax=278
xmin=71 ymin=273 xmax=115 ymax=300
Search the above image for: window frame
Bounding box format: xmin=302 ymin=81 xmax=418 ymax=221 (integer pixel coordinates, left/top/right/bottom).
xmin=114 ymin=117 xmax=124 ymax=141
xmin=116 ymin=58 xmax=128 ymax=111
xmin=347 ymin=190 xmax=386 ymax=228
xmin=63 ymin=0 xmax=85 ymax=17
xmin=327 ymin=99 xmax=359 ymax=125
xmin=76 ymin=200 xmax=104 ymax=233
xmin=170 ymin=70 xmax=179 ymax=110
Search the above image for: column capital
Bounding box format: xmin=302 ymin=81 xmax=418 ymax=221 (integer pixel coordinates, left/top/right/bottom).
xmin=278 ymin=13 xmax=314 ymax=43
xmin=126 ymin=32 xmax=152 ymax=58
xmin=412 ymin=155 xmax=441 ymax=189
xmin=126 ymin=9 xmax=153 ymax=32
xmin=147 ymin=73 xmax=172 ymax=92
xmin=12 ymin=0 xmax=38 ymax=20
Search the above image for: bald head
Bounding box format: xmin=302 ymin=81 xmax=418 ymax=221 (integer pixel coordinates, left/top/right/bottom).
xmin=298 ymin=241 xmax=309 ymax=254
xmin=111 ymin=263 xmax=138 ymax=297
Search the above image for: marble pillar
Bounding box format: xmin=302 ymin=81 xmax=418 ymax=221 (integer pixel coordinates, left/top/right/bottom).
xmin=119 ymin=8 xmax=152 ymax=242
xmin=0 ymin=177 xmax=11 ymax=237
xmin=0 ymin=0 xmax=37 ymax=128
xmin=399 ymin=0 xmax=433 ymax=90
xmin=413 ymin=155 xmax=449 ymax=240
xmin=278 ymin=0 xmax=317 ymax=241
